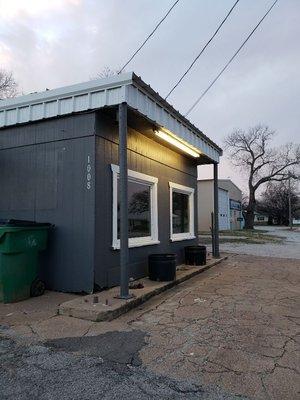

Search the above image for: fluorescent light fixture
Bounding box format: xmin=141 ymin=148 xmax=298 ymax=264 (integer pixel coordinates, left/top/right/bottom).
xmin=155 ymin=130 xmax=200 ymax=158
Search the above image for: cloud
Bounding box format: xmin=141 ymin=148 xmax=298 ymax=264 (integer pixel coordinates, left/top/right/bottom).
xmin=0 ymin=0 xmax=299 ymax=188
xmin=0 ymin=0 xmax=80 ymax=20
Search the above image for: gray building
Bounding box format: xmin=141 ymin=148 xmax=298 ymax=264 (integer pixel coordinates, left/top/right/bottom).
xmin=0 ymin=72 xmax=222 ymax=293
xmin=198 ymin=179 xmax=243 ymax=231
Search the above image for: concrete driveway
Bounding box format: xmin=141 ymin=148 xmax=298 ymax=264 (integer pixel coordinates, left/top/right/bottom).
xmin=1 ymin=254 xmax=299 ymax=399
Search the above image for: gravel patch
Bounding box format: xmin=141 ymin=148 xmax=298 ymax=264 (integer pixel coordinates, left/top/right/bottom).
xmin=203 ymin=226 xmax=300 ymax=259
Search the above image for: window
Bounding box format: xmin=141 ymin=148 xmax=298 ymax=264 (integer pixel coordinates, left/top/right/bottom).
xmin=169 ymin=182 xmax=195 ymax=241
xmin=111 ymin=164 xmax=159 ymax=249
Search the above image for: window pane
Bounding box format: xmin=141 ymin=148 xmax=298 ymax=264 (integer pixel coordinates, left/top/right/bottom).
xmin=118 ymin=180 xmax=151 ymax=238
xmin=172 ymin=191 xmax=189 ymax=233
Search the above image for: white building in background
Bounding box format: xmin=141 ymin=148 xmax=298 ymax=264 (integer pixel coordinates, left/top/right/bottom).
xmin=197 ymin=179 xmax=243 ymax=232
xmin=254 ymin=213 xmax=269 ymax=224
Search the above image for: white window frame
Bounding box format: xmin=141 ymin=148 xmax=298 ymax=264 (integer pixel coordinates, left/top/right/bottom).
xmin=111 ymin=164 xmax=159 ymax=249
xmin=169 ymin=182 xmax=195 ymax=242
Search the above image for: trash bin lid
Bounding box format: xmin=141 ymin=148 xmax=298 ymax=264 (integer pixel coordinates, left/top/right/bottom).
xmin=0 ymin=219 xmax=52 ymax=227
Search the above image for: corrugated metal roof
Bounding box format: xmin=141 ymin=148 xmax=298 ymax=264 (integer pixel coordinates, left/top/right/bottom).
xmin=0 ymin=72 xmax=222 ymax=162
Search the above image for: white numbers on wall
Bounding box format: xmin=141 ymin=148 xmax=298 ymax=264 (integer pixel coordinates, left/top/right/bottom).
xmin=86 ymin=155 xmax=92 ymax=190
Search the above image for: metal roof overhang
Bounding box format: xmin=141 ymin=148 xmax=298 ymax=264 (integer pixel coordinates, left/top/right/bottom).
xmin=0 ymin=72 xmax=222 ymax=163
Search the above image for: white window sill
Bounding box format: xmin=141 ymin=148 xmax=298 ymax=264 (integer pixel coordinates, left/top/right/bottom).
xmin=170 ymin=235 xmax=196 ymax=242
xmin=112 ymin=239 xmax=160 ymax=250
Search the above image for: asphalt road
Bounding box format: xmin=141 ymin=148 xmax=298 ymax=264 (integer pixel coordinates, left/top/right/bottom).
xmin=0 ymin=332 xmax=246 ymax=400
xmin=1 ymin=253 xmax=299 ymax=399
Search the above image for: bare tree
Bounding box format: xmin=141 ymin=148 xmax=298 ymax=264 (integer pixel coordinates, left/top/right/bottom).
xmin=93 ymin=66 xmax=119 ymax=80
xmin=257 ymin=181 xmax=300 ymax=226
xmin=224 ymin=125 xmax=300 ymax=229
xmin=0 ymin=69 xmax=18 ymax=99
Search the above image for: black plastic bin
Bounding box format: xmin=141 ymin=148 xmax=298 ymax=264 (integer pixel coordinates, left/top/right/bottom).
xmin=185 ymin=246 xmax=207 ymax=266
xmin=148 ymin=253 xmax=176 ymax=282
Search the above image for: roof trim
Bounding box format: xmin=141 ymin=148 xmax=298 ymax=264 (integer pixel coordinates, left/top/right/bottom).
xmin=218 ymin=179 xmax=242 ymax=194
xmin=0 ymin=72 xmax=133 ymax=109
xmin=198 ymin=178 xmax=242 ymax=193
xmin=0 ymin=72 xmax=222 ymax=161
xmin=132 ymin=74 xmax=222 ymax=155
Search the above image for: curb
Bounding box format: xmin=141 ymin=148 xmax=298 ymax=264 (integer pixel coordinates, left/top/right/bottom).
xmin=58 ymin=256 xmax=228 ymax=322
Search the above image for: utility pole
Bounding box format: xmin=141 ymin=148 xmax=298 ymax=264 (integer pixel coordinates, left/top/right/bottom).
xmin=288 ymin=172 xmax=292 ymax=230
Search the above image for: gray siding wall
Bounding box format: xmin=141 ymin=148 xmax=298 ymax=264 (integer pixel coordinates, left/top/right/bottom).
xmin=0 ymin=109 xmax=199 ymax=292
xmin=0 ymin=114 xmax=96 ymax=293
xmin=94 ymin=111 xmax=198 ymax=288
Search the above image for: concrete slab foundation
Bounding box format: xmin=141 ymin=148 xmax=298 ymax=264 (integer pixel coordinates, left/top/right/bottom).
xmin=58 ymin=256 xmax=227 ymax=322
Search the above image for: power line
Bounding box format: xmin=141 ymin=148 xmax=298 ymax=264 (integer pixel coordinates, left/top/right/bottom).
xmin=185 ymin=0 xmax=278 ymax=117
xmin=118 ymin=0 xmax=180 ymax=74
xmin=165 ymin=0 xmax=240 ymax=100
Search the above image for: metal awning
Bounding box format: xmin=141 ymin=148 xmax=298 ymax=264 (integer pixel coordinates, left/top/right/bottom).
xmin=0 ymin=72 xmax=222 ymax=163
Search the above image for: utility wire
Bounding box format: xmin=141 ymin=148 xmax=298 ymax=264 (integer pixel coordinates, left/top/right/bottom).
xmin=185 ymin=0 xmax=278 ymax=116
xmin=118 ymin=0 xmax=180 ymax=74
xmin=165 ymin=0 xmax=240 ymax=100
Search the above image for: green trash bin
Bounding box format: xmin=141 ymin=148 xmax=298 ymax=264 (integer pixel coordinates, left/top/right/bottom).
xmin=0 ymin=220 xmax=52 ymax=303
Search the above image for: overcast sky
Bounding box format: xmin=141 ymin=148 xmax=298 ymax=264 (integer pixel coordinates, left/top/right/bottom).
xmin=0 ymin=0 xmax=299 ymax=192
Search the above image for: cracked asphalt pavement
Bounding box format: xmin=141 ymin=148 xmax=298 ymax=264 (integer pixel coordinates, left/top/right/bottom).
xmin=1 ymin=254 xmax=299 ymax=399
xmin=0 ymin=334 xmax=244 ymax=400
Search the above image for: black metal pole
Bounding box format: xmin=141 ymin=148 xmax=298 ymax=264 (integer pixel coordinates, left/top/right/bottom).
xmin=118 ymin=102 xmax=131 ymax=299
xmin=213 ymin=163 xmax=220 ymax=258
xmin=211 ymin=211 xmax=215 ymax=256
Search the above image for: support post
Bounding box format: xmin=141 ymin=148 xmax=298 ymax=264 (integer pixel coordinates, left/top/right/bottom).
xmin=213 ymin=163 xmax=220 ymax=258
xmin=211 ymin=212 xmax=215 ymax=256
xmin=118 ymin=102 xmax=131 ymax=299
